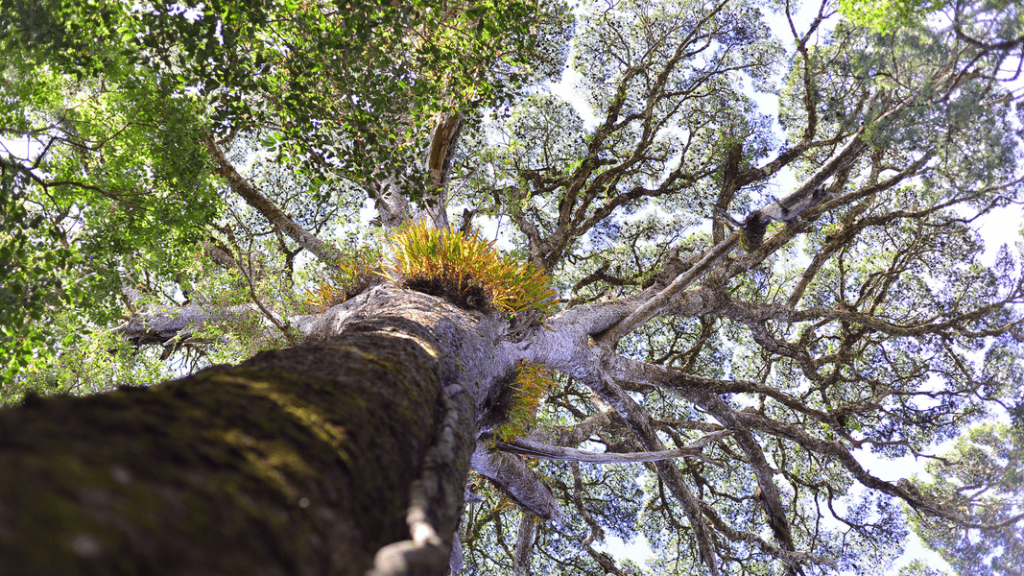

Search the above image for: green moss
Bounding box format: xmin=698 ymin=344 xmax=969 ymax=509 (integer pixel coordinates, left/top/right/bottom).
xmin=0 ymin=317 xmax=457 ymax=575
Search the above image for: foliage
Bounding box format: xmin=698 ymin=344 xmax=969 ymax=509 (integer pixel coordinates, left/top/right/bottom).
xmin=0 ymin=0 xmax=570 ymax=377
xmin=899 ymin=560 xmax=955 ymax=576
xmin=0 ymin=174 xmax=79 ymax=381
xmin=0 ymin=320 xmax=173 ymax=406
xmin=304 ymin=220 xmax=558 ymax=314
xmin=0 ymin=29 xmax=221 ymax=378
xmin=837 ymin=0 xmax=943 ymax=32
xmin=305 ymin=244 xmax=383 ymax=310
xmin=384 ymin=220 xmax=557 ymax=314
xmin=908 ymin=422 xmax=1024 ymax=576
xmin=453 ymin=0 xmax=1024 ymax=573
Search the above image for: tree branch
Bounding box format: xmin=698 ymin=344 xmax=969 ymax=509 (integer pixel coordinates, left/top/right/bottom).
xmin=203 ymin=135 xmax=345 ymax=263
xmin=495 ymin=430 xmax=733 ymax=466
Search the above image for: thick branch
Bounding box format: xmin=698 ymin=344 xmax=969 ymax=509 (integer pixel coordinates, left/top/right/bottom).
xmin=204 ymin=136 xmax=345 ymax=263
xmin=495 ymin=430 xmax=733 ymax=466
xmin=585 ymin=373 xmax=721 ymax=576
xmin=470 ymin=443 xmax=564 ymax=522
xmin=597 ymin=233 xmax=738 ymax=345
xmin=512 ymin=511 xmax=536 ymax=576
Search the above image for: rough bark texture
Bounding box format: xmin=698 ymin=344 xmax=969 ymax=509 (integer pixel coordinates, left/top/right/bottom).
xmin=0 ymin=289 xmax=507 ymax=576
xmin=512 ymin=511 xmax=536 ymax=576
xmin=469 ymin=444 xmax=563 ymax=522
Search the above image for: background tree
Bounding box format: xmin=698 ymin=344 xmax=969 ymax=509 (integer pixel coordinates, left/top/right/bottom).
xmin=1 ymin=1 xmax=1023 ymax=575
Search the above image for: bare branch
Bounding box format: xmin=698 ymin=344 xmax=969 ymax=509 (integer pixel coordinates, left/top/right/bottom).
xmin=495 ymin=430 xmax=734 ymax=466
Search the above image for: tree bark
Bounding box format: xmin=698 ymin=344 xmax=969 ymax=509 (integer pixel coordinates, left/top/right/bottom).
xmin=0 ymin=288 xmax=510 ymax=576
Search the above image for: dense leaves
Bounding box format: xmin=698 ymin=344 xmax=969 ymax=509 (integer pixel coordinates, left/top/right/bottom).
xmin=0 ymin=169 xmax=77 ymax=380
xmin=0 ymin=0 xmax=570 ymax=390
xmin=909 ymin=422 xmax=1024 ymax=576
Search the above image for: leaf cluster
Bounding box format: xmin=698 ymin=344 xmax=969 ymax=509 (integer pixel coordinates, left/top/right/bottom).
xmin=837 ymin=0 xmax=944 ymax=33
xmin=0 ymin=173 xmax=79 ymax=380
xmin=305 ymin=244 xmax=383 ymax=310
xmin=908 ymin=423 xmax=1024 ymax=576
xmin=384 ymin=220 xmax=557 ymax=314
xmin=494 ymin=361 xmax=557 ymax=442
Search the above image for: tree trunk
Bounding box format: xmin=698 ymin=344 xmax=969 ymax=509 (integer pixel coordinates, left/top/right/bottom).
xmin=0 ymin=288 xmax=509 ymax=576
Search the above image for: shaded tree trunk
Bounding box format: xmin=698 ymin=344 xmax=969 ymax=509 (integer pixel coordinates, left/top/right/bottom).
xmin=0 ymin=289 xmax=509 ymax=576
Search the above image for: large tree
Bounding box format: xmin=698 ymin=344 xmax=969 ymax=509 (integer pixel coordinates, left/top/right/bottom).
xmin=1 ymin=0 xmax=1023 ymax=575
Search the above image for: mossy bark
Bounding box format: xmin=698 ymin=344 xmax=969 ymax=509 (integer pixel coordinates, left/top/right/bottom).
xmin=0 ymin=291 xmax=497 ymax=576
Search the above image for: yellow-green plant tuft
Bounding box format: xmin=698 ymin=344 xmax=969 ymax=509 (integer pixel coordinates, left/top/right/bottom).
xmin=305 ymin=245 xmax=382 ymax=310
xmin=494 ymin=361 xmax=556 ymax=442
xmin=383 ymin=220 xmax=557 ymax=313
